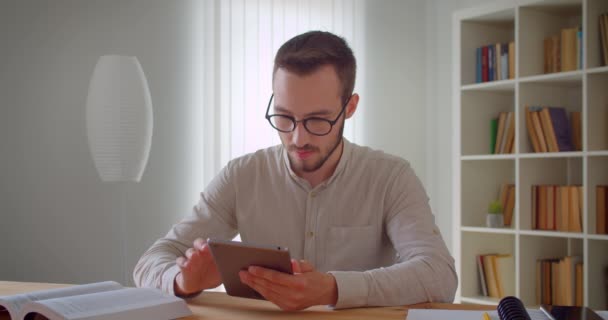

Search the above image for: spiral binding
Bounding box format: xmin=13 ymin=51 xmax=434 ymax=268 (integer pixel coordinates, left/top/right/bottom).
xmin=497 ymin=296 xmax=531 ymax=320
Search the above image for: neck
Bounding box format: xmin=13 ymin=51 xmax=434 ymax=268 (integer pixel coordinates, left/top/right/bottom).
xmin=298 ymin=139 xmax=344 ymax=188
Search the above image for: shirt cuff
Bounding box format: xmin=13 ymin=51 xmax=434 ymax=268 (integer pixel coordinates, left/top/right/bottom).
xmin=162 ymin=264 xmax=201 ymax=299
xmin=327 ymin=271 xmax=368 ymax=309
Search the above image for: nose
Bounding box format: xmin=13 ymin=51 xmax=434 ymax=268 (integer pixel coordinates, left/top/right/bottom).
xmin=291 ymin=121 xmax=311 ymax=148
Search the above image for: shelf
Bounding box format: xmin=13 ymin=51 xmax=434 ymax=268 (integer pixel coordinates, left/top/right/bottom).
xmin=587 ymin=66 xmax=608 ymax=75
xmin=519 ymin=70 xmax=583 ymax=85
xmin=462 ymin=160 xmax=514 ymax=228
xmin=587 ymin=240 xmax=608 ymax=309
xmin=518 ymin=152 xmax=584 ymax=158
xmin=461 ymin=226 xmax=516 ymax=234
xmin=587 ymin=73 xmax=608 ymax=151
xmin=455 ymin=0 xmax=608 ymax=308
xmin=460 ymin=233 xmax=515 ymax=301
xmin=461 ymin=154 xmax=516 ymax=161
xmin=461 ymin=79 xmax=516 ymax=92
xmin=588 ymin=151 xmax=608 ymax=157
xmin=587 ymin=234 xmax=608 ymax=241
xmin=518 ymin=230 xmax=585 ymax=239
xmin=519 ymin=236 xmax=583 ymax=306
xmin=460 ymin=296 xmax=500 ymax=305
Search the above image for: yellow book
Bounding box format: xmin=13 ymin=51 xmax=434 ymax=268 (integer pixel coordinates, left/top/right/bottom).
xmin=483 ymin=255 xmax=500 ymax=298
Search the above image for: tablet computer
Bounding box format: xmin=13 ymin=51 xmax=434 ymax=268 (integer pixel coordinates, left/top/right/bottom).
xmin=207 ymin=238 xmax=293 ymax=300
xmin=540 ymin=305 xmax=603 ymax=320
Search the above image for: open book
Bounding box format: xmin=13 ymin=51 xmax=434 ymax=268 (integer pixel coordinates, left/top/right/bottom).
xmin=0 ymin=281 xmax=192 ymax=320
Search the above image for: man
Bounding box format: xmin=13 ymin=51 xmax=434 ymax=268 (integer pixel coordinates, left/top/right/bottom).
xmin=134 ymin=31 xmax=457 ymax=310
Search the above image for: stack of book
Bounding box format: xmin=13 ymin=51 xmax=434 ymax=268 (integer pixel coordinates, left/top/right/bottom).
xmin=597 ymin=185 xmax=608 ymax=235
xmin=491 ymin=111 xmax=515 ymax=154
xmin=544 ymin=26 xmax=582 ymax=73
xmin=532 ymin=185 xmax=583 ymax=232
xmin=475 ymin=42 xmax=515 ymax=83
xmin=524 ymin=106 xmax=581 ymax=153
xmin=536 ymin=256 xmax=583 ymax=306
xmin=600 ymin=12 xmax=608 ymax=66
xmin=498 ymin=183 xmax=515 ymax=227
xmin=476 ymin=254 xmax=514 ymax=299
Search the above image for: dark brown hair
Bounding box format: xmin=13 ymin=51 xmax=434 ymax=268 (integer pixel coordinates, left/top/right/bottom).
xmin=273 ymin=31 xmax=356 ymax=105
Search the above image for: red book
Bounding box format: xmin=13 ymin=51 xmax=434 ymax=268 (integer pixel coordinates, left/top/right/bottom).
xmin=482 ymin=46 xmax=489 ymax=82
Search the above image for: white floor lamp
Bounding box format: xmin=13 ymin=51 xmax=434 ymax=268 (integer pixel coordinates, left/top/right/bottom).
xmin=85 ymin=55 xmax=153 ymax=285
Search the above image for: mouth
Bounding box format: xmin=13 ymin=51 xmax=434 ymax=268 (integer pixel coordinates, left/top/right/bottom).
xmin=294 ymin=149 xmax=315 ymax=160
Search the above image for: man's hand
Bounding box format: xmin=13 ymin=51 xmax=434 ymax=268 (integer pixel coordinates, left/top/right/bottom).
xmin=238 ymin=259 xmax=338 ymax=311
xmin=174 ymin=238 xmax=222 ymax=296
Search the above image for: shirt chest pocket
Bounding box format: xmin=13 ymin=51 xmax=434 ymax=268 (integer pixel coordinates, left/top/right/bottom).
xmin=326 ymin=225 xmax=378 ymax=272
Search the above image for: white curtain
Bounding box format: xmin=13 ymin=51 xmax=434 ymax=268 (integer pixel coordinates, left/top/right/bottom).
xmin=202 ymin=0 xmax=366 ymax=185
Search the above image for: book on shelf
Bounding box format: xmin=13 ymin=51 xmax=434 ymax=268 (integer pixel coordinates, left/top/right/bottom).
xmin=539 ymin=108 xmax=559 ymax=152
xmin=571 ymin=111 xmax=582 ymax=151
xmin=525 ymin=107 xmax=542 ymax=153
xmin=498 ymin=183 xmax=515 ymax=227
xmin=490 ymin=118 xmax=498 ymax=154
xmin=0 ymin=281 xmax=192 ymax=320
xmin=597 ymin=185 xmax=608 ymax=235
xmin=532 ymin=185 xmax=583 ymax=232
xmin=491 ymin=111 xmax=514 ymax=154
xmin=536 ymin=256 xmax=583 ymax=306
xmin=524 ymin=106 xmax=578 ymax=153
xmin=508 ymin=42 xmax=515 ymax=79
xmin=561 ymin=27 xmax=579 ymax=72
xmin=543 ymin=26 xmax=581 ymax=73
xmin=601 ymin=13 xmax=608 ymax=66
xmin=475 ymin=41 xmax=514 ymax=83
xmin=477 ymin=254 xmax=514 ymax=299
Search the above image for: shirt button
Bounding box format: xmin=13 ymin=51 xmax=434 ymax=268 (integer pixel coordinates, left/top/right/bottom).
xmin=307 ymin=231 xmax=314 ymax=237
xmin=310 ymin=192 xmax=316 ymax=198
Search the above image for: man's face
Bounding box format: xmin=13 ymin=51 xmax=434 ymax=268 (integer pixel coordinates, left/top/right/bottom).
xmin=271 ymin=65 xmax=346 ymax=174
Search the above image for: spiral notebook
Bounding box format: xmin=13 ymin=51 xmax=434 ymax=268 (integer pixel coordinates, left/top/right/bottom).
xmin=406 ymin=296 xmax=608 ymax=320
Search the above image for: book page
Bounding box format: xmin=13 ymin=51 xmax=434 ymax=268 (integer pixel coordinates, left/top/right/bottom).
xmin=0 ymin=282 xmax=121 ymax=319
xmin=20 ymin=288 xmax=191 ymax=320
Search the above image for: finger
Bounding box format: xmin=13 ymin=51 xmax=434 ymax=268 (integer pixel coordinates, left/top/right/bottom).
xmin=298 ymin=260 xmax=315 ymax=273
xmin=193 ymin=238 xmax=207 ymax=251
xmin=291 ymin=259 xmax=301 ymax=274
xmin=176 ymin=257 xmax=187 ymax=269
xmin=240 ymin=271 xmax=286 ymax=300
xmin=185 ymin=248 xmax=196 ymax=259
xmin=248 ymin=266 xmax=297 ymax=287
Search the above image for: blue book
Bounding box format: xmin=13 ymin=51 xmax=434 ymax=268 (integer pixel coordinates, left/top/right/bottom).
xmin=476 ymin=47 xmax=482 ymax=83
xmin=577 ymin=29 xmax=583 ymax=69
xmin=548 ymin=107 xmax=574 ymax=152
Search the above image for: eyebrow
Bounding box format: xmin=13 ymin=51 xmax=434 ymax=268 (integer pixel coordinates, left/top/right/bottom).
xmin=273 ymin=105 xmax=335 ymax=117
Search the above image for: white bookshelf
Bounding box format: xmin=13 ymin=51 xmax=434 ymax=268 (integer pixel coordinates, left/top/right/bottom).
xmin=453 ymin=0 xmax=608 ymax=309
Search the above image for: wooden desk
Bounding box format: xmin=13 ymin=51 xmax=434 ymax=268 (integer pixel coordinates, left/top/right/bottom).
xmin=0 ymin=281 xmax=494 ymax=319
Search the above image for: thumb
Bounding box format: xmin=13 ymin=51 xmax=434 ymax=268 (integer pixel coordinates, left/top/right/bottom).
xmin=291 ymin=259 xmax=315 ymax=274
xmin=298 ymin=259 xmax=314 ymax=273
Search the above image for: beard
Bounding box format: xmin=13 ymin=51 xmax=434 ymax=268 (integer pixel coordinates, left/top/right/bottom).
xmin=286 ymin=119 xmax=345 ymax=173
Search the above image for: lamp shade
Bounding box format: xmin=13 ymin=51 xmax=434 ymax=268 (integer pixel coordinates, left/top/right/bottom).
xmin=86 ymin=55 xmax=153 ymax=182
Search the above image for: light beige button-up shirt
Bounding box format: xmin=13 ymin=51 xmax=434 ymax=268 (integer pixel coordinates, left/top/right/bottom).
xmin=133 ymin=139 xmax=457 ymax=308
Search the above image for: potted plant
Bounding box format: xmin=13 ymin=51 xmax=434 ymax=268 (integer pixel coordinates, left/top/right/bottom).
xmin=486 ymin=200 xmax=504 ymax=228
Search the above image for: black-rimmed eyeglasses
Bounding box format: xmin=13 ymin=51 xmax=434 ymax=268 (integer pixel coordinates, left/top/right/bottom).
xmin=265 ymin=94 xmax=351 ymax=136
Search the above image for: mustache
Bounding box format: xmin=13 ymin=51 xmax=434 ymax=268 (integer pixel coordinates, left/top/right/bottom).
xmin=288 ymin=145 xmax=319 ymax=152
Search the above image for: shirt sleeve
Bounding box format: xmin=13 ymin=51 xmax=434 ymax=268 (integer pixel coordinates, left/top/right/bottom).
xmin=132 ymin=163 xmax=239 ymax=296
xmin=329 ymin=163 xmax=458 ymax=309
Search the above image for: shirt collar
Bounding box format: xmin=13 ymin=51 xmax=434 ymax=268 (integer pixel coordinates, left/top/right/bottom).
xmin=281 ymin=138 xmax=352 ymax=190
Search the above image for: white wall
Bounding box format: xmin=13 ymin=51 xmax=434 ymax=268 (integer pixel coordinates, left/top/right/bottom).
xmin=359 ymin=0 xmax=428 ymax=185
xmin=0 ymin=0 xmax=207 ymax=285
xmin=424 ymin=0 xmax=490 ymax=252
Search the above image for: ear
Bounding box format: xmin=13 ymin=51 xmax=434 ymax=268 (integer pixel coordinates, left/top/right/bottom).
xmin=345 ymin=93 xmax=359 ymax=120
